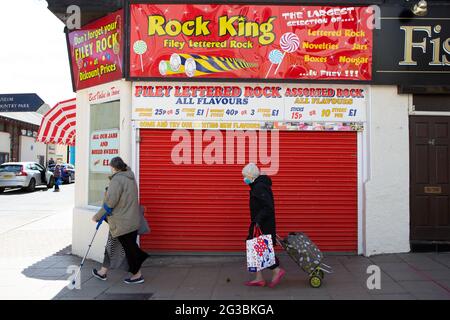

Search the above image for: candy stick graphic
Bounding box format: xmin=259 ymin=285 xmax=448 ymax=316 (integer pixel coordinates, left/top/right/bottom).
xmin=169 ymin=53 xmax=182 ymax=72
xmin=159 ymin=60 xmax=185 ymax=76
xmin=184 ymin=58 xmax=197 ymax=77
xmin=133 ymin=40 xmax=147 ymax=72
xmin=160 ymin=53 xmax=258 ymax=77
xmin=114 ymin=13 xmax=122 ymax=70
xmin=274 ymin=32 xmax=300 ymax=74
xmin=265 ymin=49 xmax=283 ymax=78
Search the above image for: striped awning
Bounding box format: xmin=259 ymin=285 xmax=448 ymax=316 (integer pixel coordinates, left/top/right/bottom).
xmin=37 ymin=98 xmax=76 ymax=146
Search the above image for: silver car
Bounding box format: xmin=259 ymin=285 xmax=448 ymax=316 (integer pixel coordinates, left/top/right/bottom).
xmin=0 ymin=162 xmax=55 ymax=193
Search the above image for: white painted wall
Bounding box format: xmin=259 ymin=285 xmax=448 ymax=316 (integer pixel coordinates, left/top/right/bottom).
xmin=19 ymin=136 xmax=46 ymax=163
xmin=363 ymin=86 xmax=411 ymax=256
xmin=72 ymin=80 xmax=132 ymax=262
xmin=0 ymin=132 xmax=10 ymax=153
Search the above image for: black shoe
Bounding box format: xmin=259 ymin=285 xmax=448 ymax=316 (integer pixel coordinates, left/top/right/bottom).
xmin=92 ymin=268 xmax=107 ymax=281
xmin=124 ymin=276 xmax=144 ymax=284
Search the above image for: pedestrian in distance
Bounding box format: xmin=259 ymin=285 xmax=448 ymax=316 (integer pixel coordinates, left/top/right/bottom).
xmin=53 ymin=164 xmax=61 ymax=192
xmin=92 ymin=157 xmax=149 ymax=284
xmin=48 ymin=158 xmax=55 ymax=167
xmin=242 ymin=163 xmax=286 ymax=288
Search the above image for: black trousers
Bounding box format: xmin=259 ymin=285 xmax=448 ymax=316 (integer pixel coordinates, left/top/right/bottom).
xmin=268 ymin=256 xmax=280 ymax=270
xmin=117 ymin=230 xmax=149 ymax=275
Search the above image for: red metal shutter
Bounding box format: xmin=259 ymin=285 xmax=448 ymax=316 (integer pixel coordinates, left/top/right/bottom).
xmin=139 ymin=129 xmax=357 ymax=252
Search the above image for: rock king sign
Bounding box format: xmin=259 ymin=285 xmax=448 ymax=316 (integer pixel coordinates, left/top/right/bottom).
xmin=129 ymin=4 xmax=373 ymax=81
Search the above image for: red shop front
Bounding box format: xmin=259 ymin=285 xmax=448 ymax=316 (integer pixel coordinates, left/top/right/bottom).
xmin=138 ymin=129 xmax=358 ymax=253
xmin=128 ymin=2 xmax=371 ymax=254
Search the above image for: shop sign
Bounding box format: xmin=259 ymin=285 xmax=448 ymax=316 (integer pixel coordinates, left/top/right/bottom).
xmin=88 ymin=85 xmax=120 ymax=103
xmin=89 ymin=129 xmax=119 ymax=173
xmin=136 ymin=120 xmax=363 ymax=131
xmin=68 ymin=10 xmax=123 ymax=91
xmin=132 ymin=82 xmax=367 ymax=130
xmin=373 ymin=6 xmax=450 ymax=85
xmin=129 ymin=4 xmax=373 ymax=81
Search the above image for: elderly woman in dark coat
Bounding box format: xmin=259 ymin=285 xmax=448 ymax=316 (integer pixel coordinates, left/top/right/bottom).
xmin=91 ymin=157 xmax=148 ymax=284
xmin=242 ymin=163 xmax=286 ymax=288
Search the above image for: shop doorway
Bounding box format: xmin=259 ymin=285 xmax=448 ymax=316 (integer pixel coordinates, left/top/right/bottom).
xmin=410 ymin=116 xmax=450 ymax=246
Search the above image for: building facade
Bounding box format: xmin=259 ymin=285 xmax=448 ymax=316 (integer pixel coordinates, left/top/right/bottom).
xmin=45 ymin=0 xmax=450 ymax=261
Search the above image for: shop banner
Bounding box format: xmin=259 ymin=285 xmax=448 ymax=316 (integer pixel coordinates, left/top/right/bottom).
xmin=68 ymin=10 xmax=123 ymax=91
xmin=89 ymin=129 xmax=120 ymax=173
xmin=132 ymin=82 xmax=367 ymax=130
xmin=129 ymin=4 xmax=373 ymax=81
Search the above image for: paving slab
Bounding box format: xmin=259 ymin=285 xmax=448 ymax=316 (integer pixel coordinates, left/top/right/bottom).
xmin=397 ymin=280 xmax=450 ymax=300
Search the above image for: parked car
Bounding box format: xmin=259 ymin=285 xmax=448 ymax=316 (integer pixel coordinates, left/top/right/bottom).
xmin=0 ymin=162 xmax=55 ymax=192
xmin=48 ymin=163 xmax=75 ymax=184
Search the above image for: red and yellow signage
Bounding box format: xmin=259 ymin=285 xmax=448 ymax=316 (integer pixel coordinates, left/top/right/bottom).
xmin=129 ymin=4 xmax=373 ymax=81
xmin=68 ymin=10 xmax=123 ymax=90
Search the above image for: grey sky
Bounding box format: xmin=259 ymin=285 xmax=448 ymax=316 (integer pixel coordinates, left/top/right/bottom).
xmin=0 ymin=0 xmax=74 ymax=107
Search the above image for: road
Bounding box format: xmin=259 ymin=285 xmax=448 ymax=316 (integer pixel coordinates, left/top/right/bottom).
xmin=0 ymin=183 xmax=74 ymax=299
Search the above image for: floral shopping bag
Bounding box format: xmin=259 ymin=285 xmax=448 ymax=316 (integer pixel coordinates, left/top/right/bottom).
xmin=246 ymin=227 xmax=276 ymax=272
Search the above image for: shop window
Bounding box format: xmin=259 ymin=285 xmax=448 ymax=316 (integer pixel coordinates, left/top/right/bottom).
xmin=88 ymin=100 xmax=120 ymax=206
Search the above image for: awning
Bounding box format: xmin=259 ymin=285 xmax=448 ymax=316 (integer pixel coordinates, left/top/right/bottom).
xmin=37 ymin=98 xmax=76 ymax=146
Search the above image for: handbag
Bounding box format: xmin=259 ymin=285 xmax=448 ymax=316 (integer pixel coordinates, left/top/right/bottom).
xmin=137 ymin=205 xmax=150 ymax=235
xmin=246 ymin=226 xmax=276 ymax=272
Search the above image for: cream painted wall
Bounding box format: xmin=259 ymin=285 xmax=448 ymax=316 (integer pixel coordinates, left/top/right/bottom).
xmin=72 ymin=80 xmax=132 ymax=262
xmin=48 ymin=144 xmax=68 ymax=163
xmin=363 ymin=86 xmax=411 ymax=256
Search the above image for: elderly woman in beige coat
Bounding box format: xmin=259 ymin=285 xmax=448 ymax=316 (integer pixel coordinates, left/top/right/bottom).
xmin=92 ymin=157 xmax=148 ymax=284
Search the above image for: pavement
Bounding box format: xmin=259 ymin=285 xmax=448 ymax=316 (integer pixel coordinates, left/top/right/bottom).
xmin=26 ymin=251 xmax=450 ymax=300
xmin=0 ymin=182 xmax=450 ymax=300
xmin=0 ymin=183 xmax=73 ymax=300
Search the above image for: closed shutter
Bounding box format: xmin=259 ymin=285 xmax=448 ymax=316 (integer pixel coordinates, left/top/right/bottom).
xmin=139 ymin=129 xmax=357 ymax=252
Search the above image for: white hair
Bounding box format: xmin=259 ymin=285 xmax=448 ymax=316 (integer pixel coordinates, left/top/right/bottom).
xmin=242 ymin=163 xmax=260 ymax=179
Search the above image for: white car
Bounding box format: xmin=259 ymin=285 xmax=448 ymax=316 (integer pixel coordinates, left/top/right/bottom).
xmin=0 ymin=162 xmax=55 ymax=192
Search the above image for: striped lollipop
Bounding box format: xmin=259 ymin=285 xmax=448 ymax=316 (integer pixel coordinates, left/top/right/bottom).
xmin=280 ymin=32 xmax=300 ymax=53
xmin=266 ymin=49 xmax=283 ymax=78
xmin=133 ymin=40 xmax=147 ymax=72
xmin=269 ymin=49 xmax=283 ymax=64
xmin=274 ymin=32 xmax=300 ymax=75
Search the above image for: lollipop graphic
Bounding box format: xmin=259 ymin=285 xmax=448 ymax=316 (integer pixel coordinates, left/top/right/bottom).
xmin=265 ymin=49 xmax=283 ymax=78
xmin=133 ymin=40 xmax=147 ymax=72
xmin=274 ymin=32 xmax=300 ymax=74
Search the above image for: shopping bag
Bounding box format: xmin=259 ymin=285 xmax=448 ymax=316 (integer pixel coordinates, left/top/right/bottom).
xmin=246 ymin=227 xmax=276 ymax=272
xmin=138 ymin=205 xmax=150 ymax=235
